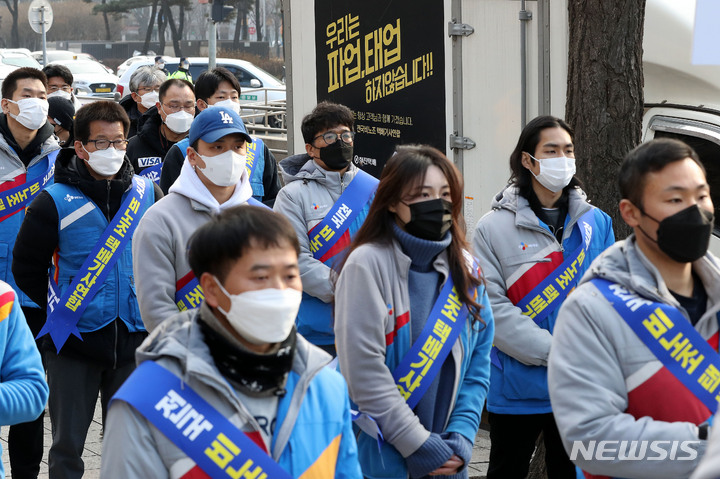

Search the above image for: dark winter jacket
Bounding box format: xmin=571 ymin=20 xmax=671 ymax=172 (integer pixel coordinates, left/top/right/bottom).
xmin=119 ymin=94 xmax=143 ymax=139
xmin=126 ymin=107 xmax=179 ymax=176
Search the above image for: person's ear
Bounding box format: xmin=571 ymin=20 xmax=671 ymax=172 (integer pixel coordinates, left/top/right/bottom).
xmin=619 ymin=199 xmax=642 ymax=228
xmin=305 ymin=142 xmax=315 ymax=158
xmin=196 ymin=99 xmax=208 ymax=111
xmin=199 ymin=272 xmax=221 ymax=308
xmin=74 ymin=140 xmax=88 ymax=160
xmin=186 ymin=147 xmax=205 ymax=169
xmin=521 ymin=151 xmax=534 ymax=170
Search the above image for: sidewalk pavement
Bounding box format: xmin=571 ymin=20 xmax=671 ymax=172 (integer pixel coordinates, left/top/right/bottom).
xmin=1 ymin=403 xmax=490 ymax=479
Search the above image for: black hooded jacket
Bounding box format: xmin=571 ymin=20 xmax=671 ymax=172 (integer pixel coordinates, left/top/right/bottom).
xmin=119 ymin=94 xmax=142 ymax=139
xmin=126 ymin=106 xmax=180 ymax=175
xmin=12 ymin=148 xmax=162 ymax=365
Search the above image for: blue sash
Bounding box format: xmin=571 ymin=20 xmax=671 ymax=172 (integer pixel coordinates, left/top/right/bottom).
xmin=392 ymin=278 xmax=468 ymax=410
xmin=245 ymin=138 xmax=261 ymax=179
xmin=592 ymin=278 xmax=720 ymax=414
xmin=309 ymin=170 xmax=378 ymax=260
xmin=174 ymin=199 xmax=271 ymax=310
xmin=40 ymin=177 xmax=150 ymax=352
xmin=139 ymin=162 xmax=162 ymax=184
xmin=112 ymin=360 xmax=293 ymax=479
xmin=491 ymin=209 xmax=596 ymax=369
xmin=0 ymin=151 xmax=57 ymax=218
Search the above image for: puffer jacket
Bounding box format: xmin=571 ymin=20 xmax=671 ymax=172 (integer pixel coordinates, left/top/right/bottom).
xmin=335 ymin=239 xmax=494 ymax=478
xmin=126 ymin=107 xmax=178 ymax=176
xmin=274 ymin=154 xmax=368 ymax=346
xmin=472 ymin=186 xmax=614 ymax=414
xmin=100 ymin=307 xmax=362 ymax=479
xmin=548 ymin=237 xmax=720 ymax=479
xmin=0 ymin=119 xmax=59 ymax=309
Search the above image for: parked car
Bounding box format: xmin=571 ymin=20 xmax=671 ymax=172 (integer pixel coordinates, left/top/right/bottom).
xmin=32 ymin=50 xmax=113 ymax=73
xmin=48 ymin=60 xmax=120 ymax=99
xmin=115 ymin=56 xmax=286 ymax=126
xmin=0 ymin=49 xmax=42 ymax=70
xmin=115 ymin=54 xmax=158 ymax=78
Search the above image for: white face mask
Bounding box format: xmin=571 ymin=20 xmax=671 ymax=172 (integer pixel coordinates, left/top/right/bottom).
xmin=140 ymin=91 xmax=159 ymax=110
xmin=8 ymin=98 xmax=49 ymax=130
xmin=196 ymin=149 xmax=246 ymax=187
xmin=529 ymin=154 xmax=576 ymax=193
xmin=211 ymin=99 xmax=241 ymax=115
xmin=162 ymin=107 xmax=194 ymax=134
xmin=48 ymin=90 xmax=72 ymax=101
xmin=83 ymin=145 xmax=125 ymax=176
xmin=214 ymin=278 xmax=302 ymax=345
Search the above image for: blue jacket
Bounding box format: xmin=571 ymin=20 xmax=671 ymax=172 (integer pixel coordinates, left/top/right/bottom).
xmin=0 ymin=132 xmax=59 ymax=309
xmin=335 ymin=240 xmax=494 ymax=478
xmin=0 ymin=280 xmax=49 ymax=478
xmin=46 ymin=179 xmax=153 ymax=333
xmin=473 ymin=186 xmax=615 ymax=414
xmin=100 ymin=306 xmax=363 ymax=478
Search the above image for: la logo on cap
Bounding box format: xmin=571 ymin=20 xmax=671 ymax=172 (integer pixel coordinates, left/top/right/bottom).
xmin=219 ymin=110 xmax=233 ymax=124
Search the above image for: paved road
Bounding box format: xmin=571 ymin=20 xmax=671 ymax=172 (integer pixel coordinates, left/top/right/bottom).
xmin=2 ymin=402 xmax=489 ymax=478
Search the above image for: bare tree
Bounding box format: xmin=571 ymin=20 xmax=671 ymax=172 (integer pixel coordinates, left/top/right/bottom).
xmin=565 ymin=0 xmax=646 ymax=239
xmin=142 ymin=0 xmax=160 ymax=54
xmin=2 ymin=0 xmax=19 ymax=47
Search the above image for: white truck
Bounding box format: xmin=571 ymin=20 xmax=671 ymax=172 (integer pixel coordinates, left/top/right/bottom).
xmin=283 ymin=0 xmax=720 ymax=248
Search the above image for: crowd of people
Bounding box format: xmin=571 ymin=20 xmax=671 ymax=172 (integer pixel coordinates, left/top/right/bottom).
xmin=0 ymin=61 xmax=718 ymax=479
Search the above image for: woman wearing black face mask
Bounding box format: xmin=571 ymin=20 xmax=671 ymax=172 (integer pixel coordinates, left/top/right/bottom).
xmin=334 ymin=145 xmax=495 ymax=479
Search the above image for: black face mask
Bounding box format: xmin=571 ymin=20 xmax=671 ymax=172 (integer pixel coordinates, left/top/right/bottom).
xmin=319 ymin=141 xmax=353 ymax=170
xmin=638 ymin=204 xmax=714 ymax=263
xmin=403 ymin=198 xmax=453 ymax=241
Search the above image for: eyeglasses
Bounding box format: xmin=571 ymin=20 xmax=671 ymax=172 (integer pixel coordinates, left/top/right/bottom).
xmin=137 ymin=85 xmax=161 ymax=94
xmin=85 ymin=139 xmax=129 ymax=151
xmin=162 ymin=103 xmax=196 ymax=114
xmin=312 ymin=130 xmax=355 ymax=146
xmin=48 ymin=85 xmax=72 ymax=93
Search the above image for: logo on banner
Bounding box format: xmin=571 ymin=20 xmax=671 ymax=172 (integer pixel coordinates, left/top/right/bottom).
xmin=570 ymin=440 xmax=699 ymax=462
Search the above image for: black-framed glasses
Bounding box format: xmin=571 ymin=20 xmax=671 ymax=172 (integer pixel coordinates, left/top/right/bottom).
xmin=162 ymin=103 xmax=196 ymax=114
xmin=313 ymin=130 xmax=355 ymax=146
xmin=85 ymin=139 xmax=129 ymax=151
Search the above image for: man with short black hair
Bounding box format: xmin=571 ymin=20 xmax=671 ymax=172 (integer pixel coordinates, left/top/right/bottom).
xmin=13 ymin=100 xmax=161 ymax=479
xmin=133 ymin=106 xmax=257 ymax=332
xmin=42 ymin=64 xmax=80 ymax=111
xmin=159 ymin=67 xmax=281 ymax=203
xmin=101 ymin=205 xmax=361 ymax=478
xmin=118 ymin=66 xmax=166 ymax=138
xmin=548 ymin=138 xmax=720 ymax=478
xmin=0 ymin=66 xmax=58 ymax=479
xmin=273 ymin=101 xmax=376 ymax=355
xmin=126 ymin=78 xmax=195 ymax=184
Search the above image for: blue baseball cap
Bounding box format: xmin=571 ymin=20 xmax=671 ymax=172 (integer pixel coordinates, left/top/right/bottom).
xmin=188 ymin=106 xmax=252 ymax=146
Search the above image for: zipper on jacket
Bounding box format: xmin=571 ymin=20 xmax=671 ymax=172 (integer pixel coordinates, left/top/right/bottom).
xmin=105 ymin=180 xmax=111 ymax=221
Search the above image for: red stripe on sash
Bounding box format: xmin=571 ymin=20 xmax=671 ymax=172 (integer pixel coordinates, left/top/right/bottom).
xmin=176 ymin=270 xmax=196 ymax=291
xmin=177 ymin=430 xmax=268 ymax=479
xmin=386 ymin=311 xmax=410 ymax=346
xmin=506 ymin=251 xmax=563 ymax=305
xmin=308 ymin=222 xmax=351 ymax=263
xmin=0 ymin=173 xmax=27 ymax=222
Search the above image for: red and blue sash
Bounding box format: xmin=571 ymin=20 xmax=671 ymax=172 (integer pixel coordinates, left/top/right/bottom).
xmin=592 ymin=278 xmax=720 ymax=414
xmin=112 ymin=360 xmax=293 ymax=479
xmin=40 ymin=177 xmax=150 ymax=352
xmin=308 ymin=170 xmax=378 ymax=261
xmin=174 ymin=199 xmax=270 ymax=310
xmin=0 ymin=151 xmax=57 ymax=220
xmin=491 ymin=210 xmax=596 ymax=369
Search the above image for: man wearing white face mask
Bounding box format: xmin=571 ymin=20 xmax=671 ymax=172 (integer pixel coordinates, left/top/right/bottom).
xmin=159 ymin=67 xmax=281 ymax=204
xmin=132 ymin=106 xmax=258 ymax=332
xmin=12 ymin=100 xmax=162 ymax=479
xmin=0 ymin=66 xmax=59 ymax=479
xmin=101 ymin=206 xmax=362 ymax=478
xmin=119 ymin=66 xmax=167 ymax=138
xmin=43 ymin=64 xmax=82 ymax=112
xmin=472 ymin=115 xmax=615 ymax=479
xmin=126 ymin=78 xmax=195 ymax=184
